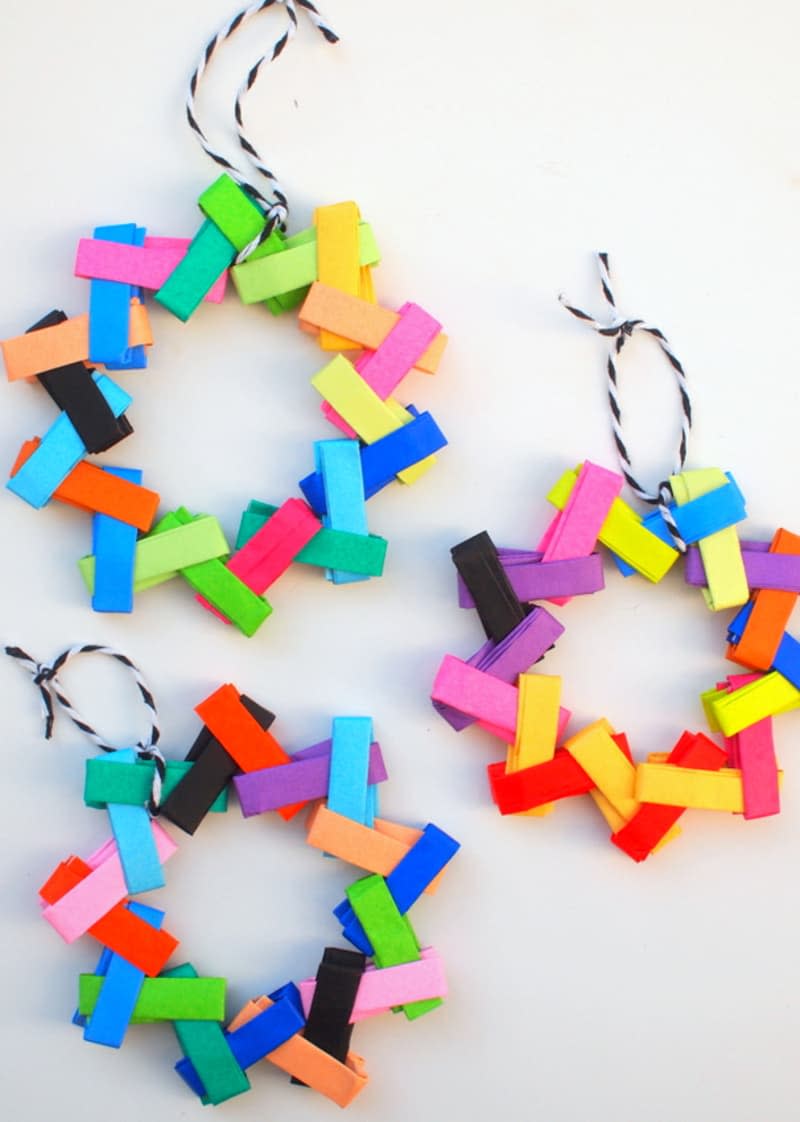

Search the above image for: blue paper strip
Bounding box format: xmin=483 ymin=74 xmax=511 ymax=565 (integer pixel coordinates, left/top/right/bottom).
xmin=175 ymin=993 xmax=304 ymax=1097
xmin=316 ymin=439 xmax=369 ymax=584
xmin=727 ymin=599 xmax=753 ymax=644
xmin=89 ymin=224 xmax=137 ymax=365
xmin=773 ymin=631 xmax=800 ymax=690
xmin=612 ymin=473 xmax=745 ymax=577
xmin=327 ymin=716 xmax=373 ymax=825
xmin=92 ymin=466 xmax=142 ymax=613
xmin=103 ymin=226 xmax=149 ymax=370
xmin=7 ymin=374 xmax=132 ymax=508
xmin=299 ymin=407 xmax=447 ymax=515
xmin=104 ymin=749 xmax=165 ymax=894
xmin=83 ymin=902 xmax=164 ymax=1047
xmin=72 ymin=946 xmax=114 ymax=1027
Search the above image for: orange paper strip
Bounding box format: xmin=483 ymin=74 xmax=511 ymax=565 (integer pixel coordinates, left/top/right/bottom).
xmin=10 ymin=439 xmax=159 ymax=530
xmin=305 ymin=805 xmax=442 ymax=894
xmin=193 ymin=685 xmax=301 ymax=821
xmin=2 ymin=301 xmax=152 ymax=381
xmin=729 ymin=528 xmax=800 ymax=670
xmin=228 ymin=997 xmax=368 ymax=1107
xmin=299 ymin=282 xmax=446 ymax=373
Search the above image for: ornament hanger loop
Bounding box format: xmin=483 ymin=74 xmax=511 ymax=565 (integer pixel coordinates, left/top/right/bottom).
xmin=186 ymin=0 xmax=338 ymax=258
xmin=559 ymin=252 xmax=693 ymax=551
xmin=5 ymin=644 xmax=166 ymax=810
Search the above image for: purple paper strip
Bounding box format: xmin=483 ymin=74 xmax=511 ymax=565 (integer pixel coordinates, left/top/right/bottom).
xmin=433 ymin=607 xmax=565 ymax=731
xmin=685 ymin=541 xmax=800 ymax=592
xmin=234 ymin=740 xmax=387 ymax=816
xmin=457 ymin=550 xmax=604 ymax=606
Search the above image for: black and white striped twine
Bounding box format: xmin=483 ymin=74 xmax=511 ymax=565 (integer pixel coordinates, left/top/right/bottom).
xmin=186 ymin=0 xmax=338 ymax=261
xmin=6 ymin=644 xmax=166 ymax=813
xmin=559 ymin=252 xmax=692 ymax=552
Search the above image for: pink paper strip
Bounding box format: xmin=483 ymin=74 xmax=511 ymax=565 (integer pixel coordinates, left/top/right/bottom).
xmin=723 ymin=734 xmax=741 ymax=768
xmin=737 ymin=719 xmax=780 ymax=819
xmin=717 ymin=675 xmax=779 ymax=818
xmin=227 ymin=498 xmax=321 ymax=590
xmin=299 ymin=948 xmax=446 ymax=1022
xmin=433 ymin=607 xmax=565 ymax=731
xmin=322 ymin=301 xmax=441 ymax=434
xmin=75 ymin=237 xmax=228 ymax=303
xmin=540 ymin=462 xmax=623 ymax=559
xmin=717 ymin=674 xmax=763 ymax=691
xmin=538 ymin=462 xmax=622 ymax=605
xmin=432 ymin=655 xmax=570 ymax=743
xmin=42 ymin=822 xmax=177 ymax=943
xmin=198 ymin=498 xmax=321 ymax=619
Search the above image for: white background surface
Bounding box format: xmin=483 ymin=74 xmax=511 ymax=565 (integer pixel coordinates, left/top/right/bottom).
xmin=1 ymin=2 xmax=800 ymax=1119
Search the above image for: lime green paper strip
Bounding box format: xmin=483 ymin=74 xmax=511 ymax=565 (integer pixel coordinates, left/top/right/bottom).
xmin=78 ymin=514 xmax=230 ymax=594
xmin=231 ymin=223 xmax=380 ymax=304
xmin=79 ymin=974 xmax=226 ymax=1022
xmin=345 ymin=875 xmax=441 ymax=1021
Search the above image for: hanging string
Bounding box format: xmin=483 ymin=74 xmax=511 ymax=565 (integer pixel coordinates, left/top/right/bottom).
xmin=185 ymin=0 xmax=338 ymax=258
xmin=5 ymin=644 xmax=166 ymax=813
xmin=559 ymin=252 xmax=692 ymax=552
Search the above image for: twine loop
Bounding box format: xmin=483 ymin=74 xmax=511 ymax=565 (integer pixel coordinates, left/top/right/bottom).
xmin=186 ymin=0 xmax=338 ymax=260
xmin=559 ymin=252 xmax=692 ymax=552
xmin=6 ymin=644 xmax=166 ymax=812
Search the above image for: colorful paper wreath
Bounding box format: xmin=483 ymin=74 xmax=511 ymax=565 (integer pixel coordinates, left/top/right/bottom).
xmin=0 ymin=0 xmax=450 ymax=637
xmin=0 ymin=185 xmax=449 ymax=636
xmin=26 ymin=656 xmax=459 ymax=1107
xmin=431 ymin=458 xmax=800 ymax=861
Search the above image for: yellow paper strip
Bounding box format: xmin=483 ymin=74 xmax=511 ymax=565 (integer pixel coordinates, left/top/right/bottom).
xmin=311 ymin=356 xmax=434 ymax=484
xmin=564 ymin=720 xmax=639 ymax=821
xmin=634 ymin=763 xmax=770 ymax=812
xmin=315 ymin=202 xmax=363 ymax=350
xmin=358 ymin=264 xmax=376 ymax=303
xmin=705 ymin=671 xmax=800 ymax=736
xmin=507 ymin=674 xmax=561 ymax=817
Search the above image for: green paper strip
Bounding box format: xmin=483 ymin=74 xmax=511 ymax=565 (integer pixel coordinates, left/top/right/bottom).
xmin=345 ymin=874 xmax=442 ymax=1021
xmin=155 ymin=219 xmax=235 ymax=322
xmin=251 ymin=226 xmax=323 ymax=311
xmin=243 ymin=227 xmax=311 ymax=314
xmin=231 ymin=223 xmax=380 ymax=304
xmin=163 ymin=964 xmax=250 ymax=1106
xmin=84 ymin=758 xmax=229 ymax=812
xmin=78 ymin=514 xmax=230 ymax=594
xmin=198 ymin=174 xmax=265 ymax=249
xmin=237 ymin=502 xmax=387 ymax=576
xmin=79 ymin=973 xmax=226 ymax=1022
xmin=198 ymin=175 xmax=295 ymax=314
xmin=165 ymin=508 xmax=271 ymax=637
